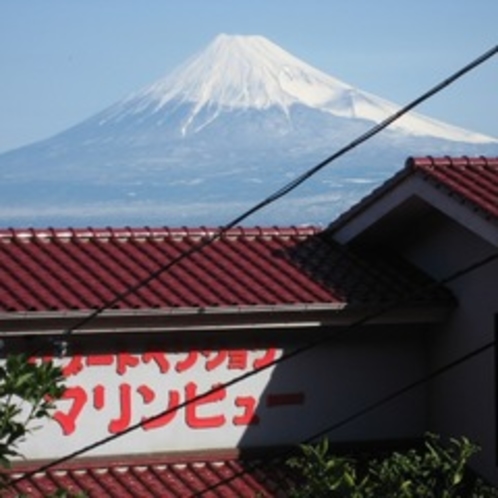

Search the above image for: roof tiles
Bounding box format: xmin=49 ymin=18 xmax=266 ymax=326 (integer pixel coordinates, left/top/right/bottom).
xmin=5 ymin=454 xmax=292 ymax=497
xmin=407 ymin=156 xmax=498 ymax=220
xmin=0 ymin=226 xmax=447 ymax=314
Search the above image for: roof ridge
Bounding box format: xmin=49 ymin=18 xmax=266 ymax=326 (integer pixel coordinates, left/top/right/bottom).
xmin=0 ymin=225 xmax=322 ymax=242
xmin=407 ymin=155 xmax=498 ymax=170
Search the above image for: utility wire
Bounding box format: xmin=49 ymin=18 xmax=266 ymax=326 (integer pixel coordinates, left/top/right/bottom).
xmin=7 ymin=43 xmax=498 ymax=489
xmin=193 ymin=337 xmax=496 ymax=497
xmin=8 ymin=247 xmax=498 ymax=489
xmin=59 ymin=43 xmax=498 ymax=338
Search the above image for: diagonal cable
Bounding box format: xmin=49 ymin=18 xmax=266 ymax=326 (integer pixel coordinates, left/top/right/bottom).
xmin=60 ymin=43 xmax=498 ymax=337
xmin=192 ymin=335 xmax=495 ymax=497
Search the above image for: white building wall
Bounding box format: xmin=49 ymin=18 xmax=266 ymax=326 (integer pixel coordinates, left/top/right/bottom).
xmin=14 ymin=325 xmax=428 ymax=461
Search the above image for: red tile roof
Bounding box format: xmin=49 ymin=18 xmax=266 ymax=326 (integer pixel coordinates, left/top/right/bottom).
xmin=4 ymin=453 xmax=293 ymax=497
xmin=330 ymin=156 xmax=498 ymax=231
xmin=407 ymin=156 xmax=498 ymax=220
xmin=0 ymin=226 xmax=449 ymax=316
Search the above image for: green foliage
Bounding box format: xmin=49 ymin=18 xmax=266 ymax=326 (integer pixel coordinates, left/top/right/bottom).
xmin=287 ymin=438 xmax=368 ymax=497
xmin=0 ymin=354 xmax=65 ymax=468
xmin=0 ymin=355 xmax=85 ymax=496
xmin=287 ymin=433 xmax=498 ymax=497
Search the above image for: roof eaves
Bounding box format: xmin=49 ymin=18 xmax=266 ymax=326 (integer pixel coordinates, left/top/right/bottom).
xmin=0 ymin=300 xmax=453 ymax=336
xmin=328 ymin=156 xmax=498 ymax=245
xmin=0 ymin=303 xmax=346 ymax=336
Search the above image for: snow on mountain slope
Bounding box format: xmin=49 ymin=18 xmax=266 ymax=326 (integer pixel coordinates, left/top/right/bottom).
xmin=100 ymin=34 xmax=496 ymax=143
xmin=0 ymin=33 xmax=497 ymax=229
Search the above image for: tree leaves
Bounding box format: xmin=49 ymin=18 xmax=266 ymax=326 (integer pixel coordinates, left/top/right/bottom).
xmin=0 ymin=354 xmax=65 ymax=469
xmin=287 ymin=433 xmax=498 ymax=497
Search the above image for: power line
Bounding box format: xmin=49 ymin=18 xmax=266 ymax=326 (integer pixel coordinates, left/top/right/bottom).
xmin=193 ymin=336 xmax=496 ymax=497
xmin=59 ymin=43 xmax=498 ymax=338
xmin=7 ymin=43 xmax=498 ymax=489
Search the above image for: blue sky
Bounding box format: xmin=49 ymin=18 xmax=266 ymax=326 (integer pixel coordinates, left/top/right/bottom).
xmin=0 ymin=1 xmax=497 ymax=153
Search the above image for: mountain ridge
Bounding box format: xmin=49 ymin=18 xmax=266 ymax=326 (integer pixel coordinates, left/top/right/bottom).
xmin=0 ymin=34 xmax=497 ymax=228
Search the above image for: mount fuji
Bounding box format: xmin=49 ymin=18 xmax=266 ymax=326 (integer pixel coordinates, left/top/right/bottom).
xmin=1 ymin=34 xmax=497 ymax=228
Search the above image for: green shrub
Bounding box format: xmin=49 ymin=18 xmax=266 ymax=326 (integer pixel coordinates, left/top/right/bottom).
xmin=287 ymin=433 xmax=498 ymax=497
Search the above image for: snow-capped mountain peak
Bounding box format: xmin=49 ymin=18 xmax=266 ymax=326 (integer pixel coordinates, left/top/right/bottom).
xmin=105 ymin=33 xmax=495 ymax=143
xmin=141 ymin=33 xmax=354 ymax=112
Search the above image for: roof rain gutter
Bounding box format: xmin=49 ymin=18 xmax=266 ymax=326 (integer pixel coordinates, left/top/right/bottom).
xmin=0 ymin=302 xmax=452 ymax=336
